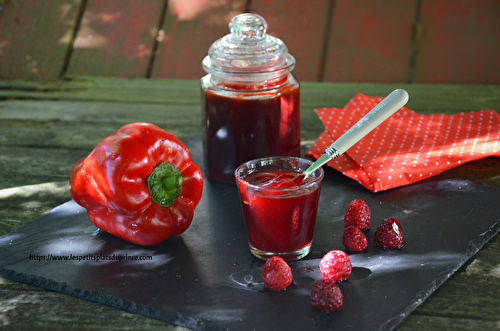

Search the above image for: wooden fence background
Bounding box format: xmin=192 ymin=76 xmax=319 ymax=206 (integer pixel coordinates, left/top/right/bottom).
xmin=1 ymin=0 xmax=499 ymax=84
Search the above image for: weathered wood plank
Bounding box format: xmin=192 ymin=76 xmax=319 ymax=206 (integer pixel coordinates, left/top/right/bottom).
xmin=65 ymin=0 xmax=165 ymax=78
xmin=0 ymin=77 xmax=202 ymax=104
xmin=150 ymin=0 xmax=247 ymax=79
xmin=0 ymin=278 xmax=182 ymax=330
xmin=323 ymin=0 xmax=417 ymax=83
xmin=1 ymin=77 xmax=500 ymax=112
xmin=0 ymin=0 xmax=81 ymax=81
xmin=0 ymin=101 xmax=202 ymax=150
xmin=0 ymin=146 xmax=86 ymax=189
xmin=398 ymin=315 xmax=499 ymax=331
xmin=248 ymin=0 xmax=331 ymax=82
xmin=0 ymin=181 xmax=71 ymax=234
xmin=414 ymin=0 xmax=500 ymax=84
xmin=412 ymin=271 xmax=500 ymax=321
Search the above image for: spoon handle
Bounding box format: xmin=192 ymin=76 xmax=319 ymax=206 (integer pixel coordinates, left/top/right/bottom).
xmin=304 ymin=89 xmax=409 ymax=177
xmin=330 ymin=88 xmax=409 ymax=155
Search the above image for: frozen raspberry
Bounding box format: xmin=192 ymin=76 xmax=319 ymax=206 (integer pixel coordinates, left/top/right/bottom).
xmin=344 ymin=199 xmax=371 ymax=230
xmin=374 ymin=217 xmax=404 ymax=249
xmin=319 ymin=250 xmax=352 ymax=282
xmin=343 ymin=226 xmax=368 ymax=252
xmin=262 ymin=256 xmax=293 ymax=291
xmin=310 ymin=279 xmax=343 ymax=312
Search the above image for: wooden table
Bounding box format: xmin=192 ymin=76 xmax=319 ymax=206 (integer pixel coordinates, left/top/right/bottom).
xmin=1 ymin=77 xmax=499 ymax=330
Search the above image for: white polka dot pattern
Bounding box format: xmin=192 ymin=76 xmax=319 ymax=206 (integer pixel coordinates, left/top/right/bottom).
xmin=305 ymin=93 xmax=500 ymax=192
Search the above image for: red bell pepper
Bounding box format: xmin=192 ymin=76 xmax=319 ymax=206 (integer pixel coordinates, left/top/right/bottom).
xmin=70 ymin=123 xmax=204 ymax=246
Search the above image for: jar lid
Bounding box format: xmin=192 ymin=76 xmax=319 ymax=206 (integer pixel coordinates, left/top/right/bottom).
xmin=203 ymin=13 xmax=295 ymax=76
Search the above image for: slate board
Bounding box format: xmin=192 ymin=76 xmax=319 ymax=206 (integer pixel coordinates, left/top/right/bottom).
xmin=1 ymin=136 xmax=499 ymax=331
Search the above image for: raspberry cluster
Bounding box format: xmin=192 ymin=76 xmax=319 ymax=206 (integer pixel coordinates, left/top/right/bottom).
xmin=309 ymin=250 xmax=351 ymax=312
xmin=342 ymin=199 xmax=370 ymax=252
xmin=260 ymin=198 xmax=406 ymax=314
xmin=260 ymin=252 xmax=348 ymax=312
xmin=342 ymin=199 xmax=405 ymax=251
xmin=309 ymin=199 xmax=406 ymax=312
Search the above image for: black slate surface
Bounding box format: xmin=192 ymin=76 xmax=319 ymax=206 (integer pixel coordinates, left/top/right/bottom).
xmin=1 ymin=136 xmax=499 ymax=331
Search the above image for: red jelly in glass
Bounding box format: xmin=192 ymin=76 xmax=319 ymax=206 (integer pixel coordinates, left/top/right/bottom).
xmin=235 ymin=157 xmax=324 ymax=261
xmin=201 ymin=14 xmax=300 ymax=184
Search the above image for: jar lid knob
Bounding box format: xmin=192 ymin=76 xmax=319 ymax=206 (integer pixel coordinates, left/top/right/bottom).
xmin=229 ymin=13 xmax=267 ymax=41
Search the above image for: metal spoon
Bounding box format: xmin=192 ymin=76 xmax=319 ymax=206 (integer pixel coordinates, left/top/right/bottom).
xmin=303 ymin=89 xmax=409 ymax=178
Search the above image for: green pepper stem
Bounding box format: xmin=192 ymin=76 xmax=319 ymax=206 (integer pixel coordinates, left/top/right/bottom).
xmin=147 ymin=162 xmax=183 ymax=207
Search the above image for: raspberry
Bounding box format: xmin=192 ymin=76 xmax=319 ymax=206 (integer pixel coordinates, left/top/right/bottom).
xmin=374 ymin=217 xmax=404 ymax=249
xmin=344 ymin=199 xmax=371 ymax=230
xmin=343 ymin=226 xmax=368 ymax=252
xmin=310 ymin=279 xmax=343 ymax=312
xmin=319 ymin=250 xmax=352 ymax=282
xmin=262 ymin=256 xmax=293 ymax=291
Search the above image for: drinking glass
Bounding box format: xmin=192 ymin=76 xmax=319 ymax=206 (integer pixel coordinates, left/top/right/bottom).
xmin=235 ymin=157 xmax=324 ymax=260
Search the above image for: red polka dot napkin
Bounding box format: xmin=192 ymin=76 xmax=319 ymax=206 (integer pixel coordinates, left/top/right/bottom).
xmin=306 ymin=93 xmax=500 ymax=192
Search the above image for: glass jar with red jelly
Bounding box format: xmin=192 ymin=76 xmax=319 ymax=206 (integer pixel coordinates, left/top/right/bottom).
xmin=201 ymin=13 xmax=300 ymax=184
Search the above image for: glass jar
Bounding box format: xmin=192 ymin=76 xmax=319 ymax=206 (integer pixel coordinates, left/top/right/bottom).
xmin=201 ymin=13 xmax=301 ymax=184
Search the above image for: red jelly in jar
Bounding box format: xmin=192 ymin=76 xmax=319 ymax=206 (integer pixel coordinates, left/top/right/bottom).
xmin=201 ymin=14 xmax=300 ymax=184
xmin=235 ymin=157 xmax=324 ymax=261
